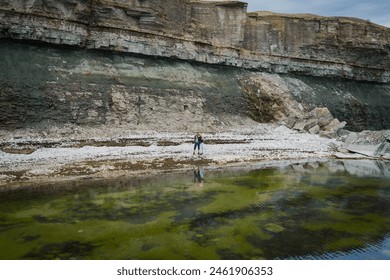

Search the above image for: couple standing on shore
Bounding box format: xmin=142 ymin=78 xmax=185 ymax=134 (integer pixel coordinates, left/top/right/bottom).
xmin=193 ymin=132 xmax=204 ymax=155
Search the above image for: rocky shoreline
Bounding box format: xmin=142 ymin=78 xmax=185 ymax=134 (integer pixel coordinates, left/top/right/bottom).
xmin=0 ymin=123 xmax=336 ymax=186
xmin=1 ymin=122 xmax=389 ymax=188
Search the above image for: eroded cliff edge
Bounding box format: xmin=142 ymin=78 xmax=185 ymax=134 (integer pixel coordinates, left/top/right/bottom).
xmin=0 ymin=0 xmax=390 ymax=132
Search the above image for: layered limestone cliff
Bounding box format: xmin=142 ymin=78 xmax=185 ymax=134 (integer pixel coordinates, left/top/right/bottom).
xmin=1 ymin=41 xmax=389 ymax=132
xmin=0 ymin=0 xmax=390 ymax=132
xmin=1 ymin=0 xmax=389 ymax=82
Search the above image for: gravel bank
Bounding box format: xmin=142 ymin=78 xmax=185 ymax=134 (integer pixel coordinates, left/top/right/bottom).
xmin=0 ymin=123 xmax=342 ymax=186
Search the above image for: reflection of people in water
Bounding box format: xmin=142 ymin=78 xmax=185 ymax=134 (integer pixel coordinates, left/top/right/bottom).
xmin=193 ymin=166 xmax=205 ymax=185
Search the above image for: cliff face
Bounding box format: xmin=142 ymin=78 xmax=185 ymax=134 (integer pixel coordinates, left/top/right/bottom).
xmin=0 ymin=41 xmax=251 ymax=131
xmin=244 ymin=12 xmax=390 ymax=68
xmin=0 ymin=0 xmax=390 ymax=132
xmin=1 ymin=41 xmax=389 ymax=132
xmin=1 ymin=0 xmax=389 ymax=82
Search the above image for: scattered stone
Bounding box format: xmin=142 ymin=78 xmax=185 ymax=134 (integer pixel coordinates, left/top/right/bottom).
xmin=345 ymin=144 xmax=375 ymax=156
xmin=337 ymin=129 xmax=351 ymax=138
xmin=345 ymin=132 xmax=359 ymax=144
xmin=309 ymin=125 xmax=320 ymax=135
xmin=315 ymin=109 xmax=334 ymax=128
xmin=293 ymin=121 xmax=306 ymax=131
xmin=285 ymin=117 xmax=297 ymax=129
xmin=342 ymin=130 xmax=390 ymax=158
xmin=303 ymin=120 xmax=317 ymax=131
xmin=280 ymin=106 xmax=347 ymax=138
xmin=324 ymin=119 xmax=346 ymax=132
xmin=320 ymin=131 xmax=338 ymax=139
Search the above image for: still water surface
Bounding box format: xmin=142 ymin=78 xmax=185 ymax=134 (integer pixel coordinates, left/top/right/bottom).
xmin=0 ymin=160 xmax=389 ymax=260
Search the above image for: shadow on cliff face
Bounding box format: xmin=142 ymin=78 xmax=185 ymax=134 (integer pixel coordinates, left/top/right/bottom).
xmin=289 ymin=75 xmax=390 ymax=131
xmin=0 ymin=41 xmax=389 ymax=132
xmin=0 ymin=41 xmax=252 ymax=131
xmin=239 ymin=73 xmax=390 ymax=132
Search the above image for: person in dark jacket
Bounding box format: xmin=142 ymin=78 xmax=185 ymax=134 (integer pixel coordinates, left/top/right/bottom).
xmin=193 ymin=132 xmax=203 ymax=155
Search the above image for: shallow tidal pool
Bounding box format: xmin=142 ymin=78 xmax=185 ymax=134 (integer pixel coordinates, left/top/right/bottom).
xmin=0 ymin=159 xmax=389 ymax=260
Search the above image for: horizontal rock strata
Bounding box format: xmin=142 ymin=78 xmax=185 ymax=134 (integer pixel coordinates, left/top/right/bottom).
xmin=1 ymin=1 xmax=389 ymax=132
xmin=1 ymin=0 xmax=389 ymax=82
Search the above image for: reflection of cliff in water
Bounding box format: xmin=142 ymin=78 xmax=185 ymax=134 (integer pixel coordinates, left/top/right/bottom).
xmin=1 ymin=159 xmax=389 ymax=259
xmin=341 ymin=160 xmax=390 ymax=178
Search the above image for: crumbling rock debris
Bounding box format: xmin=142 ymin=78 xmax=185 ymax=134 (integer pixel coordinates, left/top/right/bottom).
xmin=286 ymin=107 xmax=347 ymax=138
xmin=338 ymin=130 xmax=390 ymax=158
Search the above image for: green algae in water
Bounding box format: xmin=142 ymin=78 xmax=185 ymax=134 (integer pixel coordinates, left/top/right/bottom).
xmin=0 ymin=160 xmax=389 ymax=260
